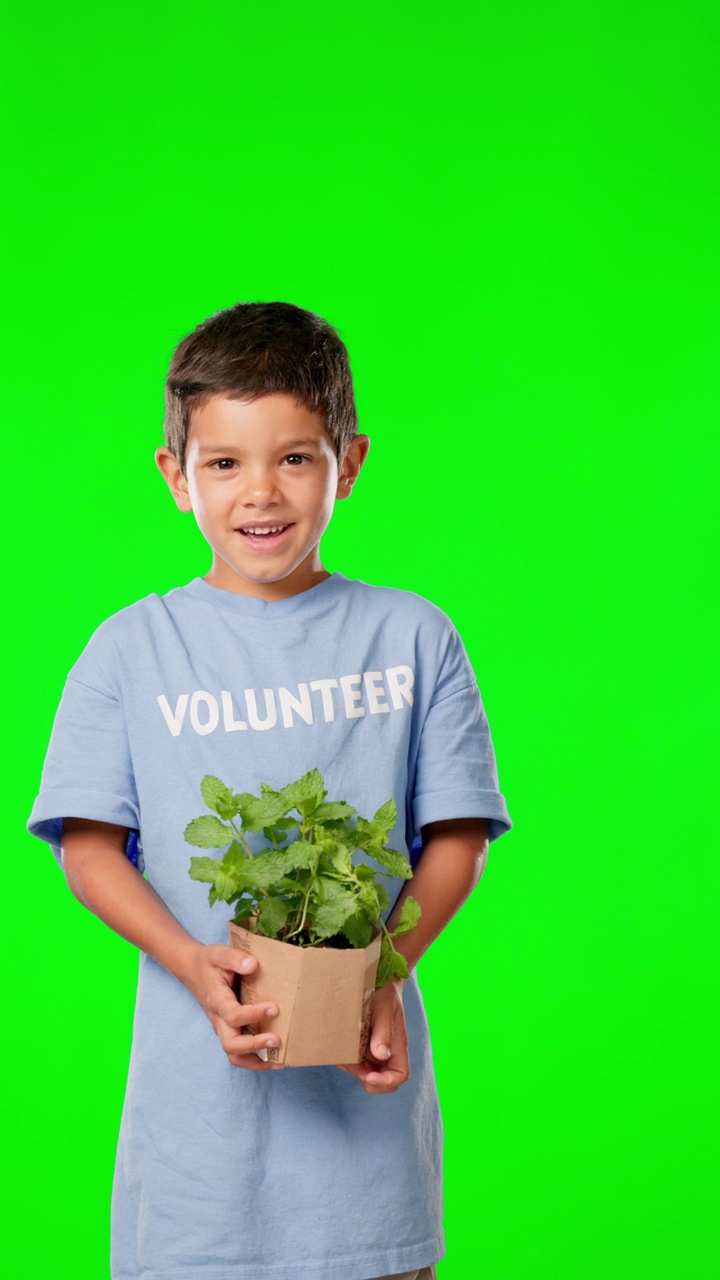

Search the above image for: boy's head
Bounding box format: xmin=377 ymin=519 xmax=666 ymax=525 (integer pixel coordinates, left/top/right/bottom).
xmin=164 ymin=301 xmax=358 ymax=475
xmin=155 ymin=301 xmax=370 ymax=602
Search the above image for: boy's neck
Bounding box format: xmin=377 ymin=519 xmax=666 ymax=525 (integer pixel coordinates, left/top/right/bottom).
xmin=202 ymin=565 xmax=332 ymax=603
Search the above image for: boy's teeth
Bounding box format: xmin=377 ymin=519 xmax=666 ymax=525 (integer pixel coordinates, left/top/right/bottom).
xmin=245 ymin=525 xmax=286 ymax=535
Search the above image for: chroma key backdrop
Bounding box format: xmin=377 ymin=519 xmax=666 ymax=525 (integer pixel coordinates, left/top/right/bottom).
xmin=3 ymin=3 xmax=718 ymax=1277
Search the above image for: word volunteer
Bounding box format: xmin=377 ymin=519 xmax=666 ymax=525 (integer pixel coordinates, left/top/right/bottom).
xmin=156 ymin=665 xmax=415 ymax=737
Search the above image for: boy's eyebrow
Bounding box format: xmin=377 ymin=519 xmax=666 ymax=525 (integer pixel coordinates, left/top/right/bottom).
xmin=197 ymin=438 xmax=322 ymax=455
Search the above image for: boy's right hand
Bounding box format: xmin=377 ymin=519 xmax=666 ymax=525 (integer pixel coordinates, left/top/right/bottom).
xmin=184 ymin=943 xmax=281 ymax=1071
xmin=59 ymin=821 xmax=281 ymax=1071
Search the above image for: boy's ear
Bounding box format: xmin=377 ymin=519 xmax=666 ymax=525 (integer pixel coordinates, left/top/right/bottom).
xmin=155 ymin=447 xmax=193 ymax=513
xmin=337 ymin=434 xmax=371 ymax=499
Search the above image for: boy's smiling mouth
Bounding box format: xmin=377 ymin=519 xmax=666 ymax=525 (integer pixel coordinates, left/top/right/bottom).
xmin=237 ymin=522 xmax=294 ymax=544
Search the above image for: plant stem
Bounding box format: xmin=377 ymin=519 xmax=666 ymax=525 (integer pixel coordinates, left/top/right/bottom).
xmin=230 ymin=819 xmax=255 ymax=858
xmin=284 ymin=845 xmax=320 ymax=941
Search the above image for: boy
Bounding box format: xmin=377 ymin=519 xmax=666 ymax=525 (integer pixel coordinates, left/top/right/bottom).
xmin=28 ymin=301 xmax=512 ymax=1280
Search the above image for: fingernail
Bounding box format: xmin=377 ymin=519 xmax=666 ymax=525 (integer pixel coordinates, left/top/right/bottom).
xmin=375 ymin=1045 xmax=391 ymax=1059
xmin=265 ymin=1004 xmax=278 ymax=1017
xmin=265 ymin=1037 xmax=279 ymax=1048
xmin=240 ymin=957 xmax=254 ymax=973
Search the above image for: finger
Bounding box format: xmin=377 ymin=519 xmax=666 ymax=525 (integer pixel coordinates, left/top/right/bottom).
xmin=226 ymin=1049 xmax=281 ymax=1071
xmin=336 ymin=1060 xmax=407 ymax=1093
xmin=206 ymin=944 xmax=259 ymax=977
xmin=219 ymin=1026 xmax=281 ymax=1058
xmin=335 ymin=1057 xmax=403 ymax=1090
xmin=368 ymin=1003 xmax=395 ymax=1063
xmin=359 ymin=1066 xmax=407 ymax=1094
xmin=361 ymin=1041 xmax=409 ymax=1090
xmin=216 ymin=998 xmax=279 ymax=1030
xmin=338 ymin=1033 xmax=410 ymax=1091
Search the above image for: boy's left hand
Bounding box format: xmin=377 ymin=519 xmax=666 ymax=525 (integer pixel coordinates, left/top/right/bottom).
xmin=337 ymin=978 xmax=409 ymax=1094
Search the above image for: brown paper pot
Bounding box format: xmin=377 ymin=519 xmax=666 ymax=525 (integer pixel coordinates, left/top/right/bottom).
xmin=228 ymin=921 xmax=382 ymax=1066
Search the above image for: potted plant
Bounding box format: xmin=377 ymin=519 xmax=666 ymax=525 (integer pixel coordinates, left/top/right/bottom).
xmin=186 ymin=768 xmax=421 ymax=1066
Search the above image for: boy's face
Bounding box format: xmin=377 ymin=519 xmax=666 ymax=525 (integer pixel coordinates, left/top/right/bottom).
xmin=156 ymin=393 xmax=369 ymax=601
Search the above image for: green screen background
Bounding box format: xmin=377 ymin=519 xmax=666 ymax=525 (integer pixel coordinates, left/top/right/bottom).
xmin=3 ymin=3 xmax=717 ymax=1276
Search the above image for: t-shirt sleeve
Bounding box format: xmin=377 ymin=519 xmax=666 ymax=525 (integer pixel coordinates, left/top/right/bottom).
xmin=411 ymin=622 xmax=512 ymax=844
xmin=27 ymin=643 xmax=140 ymax=865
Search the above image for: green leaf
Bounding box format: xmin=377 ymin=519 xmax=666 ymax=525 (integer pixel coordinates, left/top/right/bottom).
xmin=256 ymin=897 xmax=290 ymax=938
xmin=313 ymin=885 xmax=360 ymax=937
xmin=375 ymin=937 xmax=409 ymax=987
xmin=357 ymin=878 xmax=380 ymax=917
xmin=313 ymin=830 xmax=339 ymax=857
xmin=313 ymin=874 xmax=349 ymax=904
xmin=232 ymin=897 xmax=256 ymax=923
xmin=278 ymin=768 xmax=326 ymax=813
xmin=314 ymin=872 xmax=362 ymax=903
xmin=375 ymin=937 xmax=395 ymax=987
xmin=341 ymin=910 xmax=374 ymax=949
xmin=184 ymin=815 xmax=234 ymax=849
xmin=313 ymin=801 xmax=357 ymax=822
xmin=272 ymin=877 xmax=306 ymax=898
xmin=200 ymin=775 xmax=237 ymax=818
xmin=188 ymin=855 xmax=225 ymax=883
xmin=391 ymin=896 xmax=422 ymax=937
xmin=371 ymin=798 xmax=397 ymax=838
xmin=214 ymin=843 xmax=252 ymax=902
xmin=355 ymin=863 xmax=376 ymax=882
xmin=320 ymin=818 xmax=355 ymax=837
xmin=249 ymin=840 xmax=318 ymax=889
xmin=262 ymin=815 xmax=301 ymax=845
xmin=264 ymin=818 xmax=299 ymax=837
xmin=232 ymin=792 xmax=258 ymax=820
xmin=365 ymin=843 xmax=413 ymax=880
xmin=349 ymin=817 xmax=374 ymax=851
xmin=188 ymin=847 xmax=248 ymax=904
xmin=237 ymin=793 xmax=289 ymax=832
xmin=330 ymin=844 xmax=354 ymax=877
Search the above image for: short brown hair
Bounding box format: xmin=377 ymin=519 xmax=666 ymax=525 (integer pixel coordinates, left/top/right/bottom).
xmin=164 ymin=301 xmax=358 ymax=473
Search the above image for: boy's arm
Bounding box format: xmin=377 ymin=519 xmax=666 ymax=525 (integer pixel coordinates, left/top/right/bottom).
xmin=340 ymin=817 xmax=488 ymax=1094
xmin=61 ymin=817 xmax=282 ymax=1071
xmin=389 ymin=817 xmax=489 ymax=969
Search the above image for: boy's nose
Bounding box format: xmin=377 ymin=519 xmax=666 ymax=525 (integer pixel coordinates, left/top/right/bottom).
xmin=240 ymin=469 xmax=281 ymax=504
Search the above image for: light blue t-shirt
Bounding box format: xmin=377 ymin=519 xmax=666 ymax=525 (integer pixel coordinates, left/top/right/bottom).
xmin=28 ymin=573 xmax=512 ymax=1280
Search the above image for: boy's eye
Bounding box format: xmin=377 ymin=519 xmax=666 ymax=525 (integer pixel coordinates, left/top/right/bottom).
xmin=209 ymin=454 xmax=310 ymax=471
